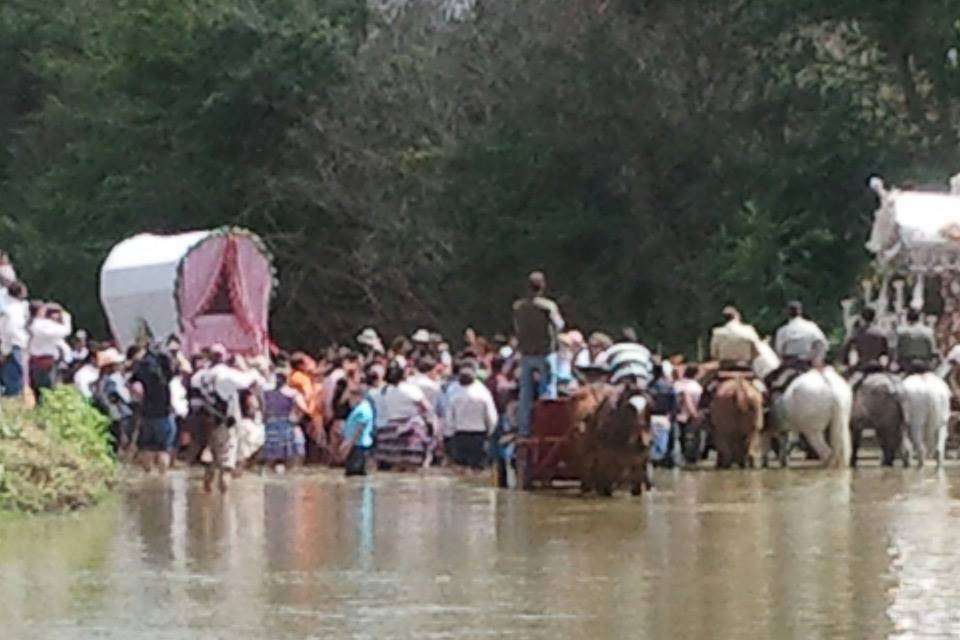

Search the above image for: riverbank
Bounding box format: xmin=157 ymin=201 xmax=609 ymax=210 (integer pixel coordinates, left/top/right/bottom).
xmin=0 ymin=387 xmax=117 ymax=513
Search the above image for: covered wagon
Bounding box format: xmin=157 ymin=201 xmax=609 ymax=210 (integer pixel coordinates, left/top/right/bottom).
xmin=100 ymin=228 xmax=274 ymax=355
xmin=847 ymin=172 xmax=960 ymax=348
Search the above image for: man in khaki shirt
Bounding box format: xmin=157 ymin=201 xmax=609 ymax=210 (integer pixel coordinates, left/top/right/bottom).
xmin=710 ymin=306 xmax=760 ymax=369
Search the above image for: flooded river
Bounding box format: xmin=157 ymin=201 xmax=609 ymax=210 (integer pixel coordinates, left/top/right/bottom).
xmin=2 ymin=468 xmax=960 ymax=639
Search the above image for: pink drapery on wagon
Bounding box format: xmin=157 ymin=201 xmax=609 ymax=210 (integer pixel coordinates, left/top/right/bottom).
xmin=100 ymin=228 xmax=274 ymax=355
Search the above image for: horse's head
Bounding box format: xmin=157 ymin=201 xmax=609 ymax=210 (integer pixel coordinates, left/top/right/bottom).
xmin=568 ymin=383 xmax=612 ymax=435
xmin=614 ymin=389 xmax=652 ymax=449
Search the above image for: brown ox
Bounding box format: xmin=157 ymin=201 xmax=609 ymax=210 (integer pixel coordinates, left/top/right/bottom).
xmin=569 ymin=384 xmax=653 ymax=496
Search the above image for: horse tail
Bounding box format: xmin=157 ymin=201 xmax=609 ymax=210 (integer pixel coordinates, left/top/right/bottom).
xmin=825 ymin=368 xmax=852 ymax=469
xmin=734 ymin=377 xmax=750 ymax=414
xmin=928 ymin=373 xmax=951 ymax=464
xmin=733 ymin=377 xmax=763 ymax=432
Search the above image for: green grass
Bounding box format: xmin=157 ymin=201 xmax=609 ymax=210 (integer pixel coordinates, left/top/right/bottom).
xmin=0 ymin=387 xmax=117 ymax=514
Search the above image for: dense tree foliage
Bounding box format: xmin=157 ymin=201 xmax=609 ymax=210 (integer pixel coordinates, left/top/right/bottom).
xmin=1 ymin=0 xmax=958 ymax=352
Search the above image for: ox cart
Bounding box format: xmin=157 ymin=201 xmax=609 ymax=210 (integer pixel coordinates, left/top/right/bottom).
xmin=513 ymin=399 xmax=581 ymax=490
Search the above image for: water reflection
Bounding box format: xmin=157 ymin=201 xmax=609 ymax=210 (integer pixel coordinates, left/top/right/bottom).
xmin=4 ymin=469 xmax=960 ymax=638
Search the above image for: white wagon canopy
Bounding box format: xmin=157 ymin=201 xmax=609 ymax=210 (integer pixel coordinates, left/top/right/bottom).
xmin=100 ymin=227 xmax=275 ymax=355
xmin=857 ymin=172 xmax=960 ymax=348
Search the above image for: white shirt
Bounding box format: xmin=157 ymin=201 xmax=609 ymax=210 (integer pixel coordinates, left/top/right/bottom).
xmin=169 ymin=377 xmax=189 ymax=418
xmin=210 ymin=363 xmax=261 ymax=422
xmin=0 ymin=297 xmax=29 ymax=355
xmin=410 ymin=372 xmax=442 ymax=416
xmin=774 ymin=317 xmax=828 ymax=360
xmin=439 ymin=350 xmax=453 ymax=369
xmin=382 ymin=381 xmax=426 ymax=422
xmin=73 ymin=363 xmax=100 ymax=399
xmin=674 ymin=378 xmax=703 ymax=424
xmin=29 ymin=312 xmax=72 ymax=358
xmin=448 ymin=380 xmax=498 ymax=434
xmin=710 ymin=319 xmax=761 ymax=362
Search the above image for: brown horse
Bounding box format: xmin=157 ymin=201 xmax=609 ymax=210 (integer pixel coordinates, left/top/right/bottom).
xmin=570 ymin=384 xmax=653 ymax=496
xmin=707 ymin=375 xmax=764 ymax=469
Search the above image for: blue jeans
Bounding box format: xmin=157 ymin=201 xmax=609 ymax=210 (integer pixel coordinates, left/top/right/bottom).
xmin=0 ymin=346 xmax=24 ymax=397
xmin=518 ymin=353 xmax=558 ymax=437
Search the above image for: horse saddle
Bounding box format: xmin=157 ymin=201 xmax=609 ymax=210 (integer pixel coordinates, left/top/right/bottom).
xmin=717 ymin=360 xmax=754 ymax=373
xmin=766 ymin=362 xmax=812 ymax=398
xmin=717 ymin=370 xmax=755 ymax=381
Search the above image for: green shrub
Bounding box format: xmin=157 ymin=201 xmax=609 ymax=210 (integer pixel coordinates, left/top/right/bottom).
xmin=0 ymin=387 xmax=117 ymax=513
xmin=35 ymin=385 xmax=115 ymax=467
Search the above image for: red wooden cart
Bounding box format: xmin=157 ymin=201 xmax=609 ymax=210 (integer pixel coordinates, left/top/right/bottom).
xmin=514 ymin=399 xmax=581 ymax=490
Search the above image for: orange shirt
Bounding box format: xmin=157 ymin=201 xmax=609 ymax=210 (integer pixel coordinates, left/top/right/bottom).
xmin=289 ymin=370 xmax=317 ymax=417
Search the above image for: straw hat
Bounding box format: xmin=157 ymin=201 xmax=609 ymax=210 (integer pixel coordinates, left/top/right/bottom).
xmin=356 ymin=327 xmax=384 ymax=352
xmin=96 ymin=347 xmax=125 ymax=369
xmin=411 ymin=328 xmax=431 ymax=344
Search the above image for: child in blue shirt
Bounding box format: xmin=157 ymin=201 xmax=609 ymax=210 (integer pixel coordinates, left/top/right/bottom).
xmin=342 ymin=386 xmax=375 ymax=476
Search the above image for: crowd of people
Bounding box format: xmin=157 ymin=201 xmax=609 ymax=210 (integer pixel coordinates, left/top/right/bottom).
xmin=0 ymin=257 xmax=689 ymax=489
xmin=6 ymin=244 xmax=953 ymax=491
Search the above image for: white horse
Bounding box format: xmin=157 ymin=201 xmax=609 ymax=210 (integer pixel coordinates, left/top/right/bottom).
xmin=755 ymin=341 xmax=852 ymax=469
xmin=900 ymin=372 xmax=950 ymax=467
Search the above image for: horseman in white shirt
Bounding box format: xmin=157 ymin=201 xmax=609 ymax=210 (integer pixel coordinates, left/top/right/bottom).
xmin=702 ymin=306 xmax=765 ymax=414
xmin=710 ymin=306 xmax=761 ymax=371
xmin=767 ymin=301 xmax=828 ymax=394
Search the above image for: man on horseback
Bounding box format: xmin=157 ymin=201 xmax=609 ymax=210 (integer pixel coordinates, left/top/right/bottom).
xmin=841 ymin=307 xmax=892 ymax=390
xmin=894 ymin=308 xmax=937 ymax=374
xmin=768 ymin=301 xmax=828 ymax=394
xmin=701 ymin=305 xmax=763 ymax=406
xmin=710 ymin=306 xmax=761 ymax=371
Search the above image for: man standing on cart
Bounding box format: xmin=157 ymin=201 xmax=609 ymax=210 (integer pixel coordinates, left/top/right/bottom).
xmin=513 ymin=271 xmax=564 ymax=438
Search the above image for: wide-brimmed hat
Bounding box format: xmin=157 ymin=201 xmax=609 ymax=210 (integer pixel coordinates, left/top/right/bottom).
xmin=356 ymin=327 xmax=383 ymax=349
xmin=411 ymin=328 xmax=431 ymax=343
xmin=96 ymin=347 xmax=125 ymax=368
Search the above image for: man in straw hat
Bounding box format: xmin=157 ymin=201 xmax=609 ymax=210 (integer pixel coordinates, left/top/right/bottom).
xmin=94 ymin=347 xmax=135 ymax=454
xmin=356 ymin=327 xmax=384 ymax=362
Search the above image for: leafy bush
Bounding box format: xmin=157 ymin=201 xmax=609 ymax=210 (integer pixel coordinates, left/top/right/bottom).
xmin=0 ymin=388 xmax=117 ymax=514
xmin=35 ymin=385 xmax=114 ymax=467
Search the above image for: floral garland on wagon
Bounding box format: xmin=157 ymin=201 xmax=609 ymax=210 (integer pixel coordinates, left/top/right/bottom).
xmin=172 ymin=226 xmax=278 ymax=348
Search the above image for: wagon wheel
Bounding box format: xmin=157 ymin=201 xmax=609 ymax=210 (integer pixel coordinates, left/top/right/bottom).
xmin=533 ymin=436 xmax=570 ymax=484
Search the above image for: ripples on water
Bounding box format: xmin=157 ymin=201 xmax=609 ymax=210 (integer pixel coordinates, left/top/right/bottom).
xmin=1 ymin=468 xmax=959 ymax=639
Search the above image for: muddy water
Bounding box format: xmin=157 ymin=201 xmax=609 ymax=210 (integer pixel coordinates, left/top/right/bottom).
xmin=1 ymin=469 xmax=959 ymax=639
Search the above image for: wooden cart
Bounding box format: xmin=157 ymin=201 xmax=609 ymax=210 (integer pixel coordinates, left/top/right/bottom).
xmin=514 ymin=399 xmax=580 ymax=490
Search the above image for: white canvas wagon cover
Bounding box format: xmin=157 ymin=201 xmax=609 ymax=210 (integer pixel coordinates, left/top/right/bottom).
xmin=100 ymin=228 xmax=274 ymax=354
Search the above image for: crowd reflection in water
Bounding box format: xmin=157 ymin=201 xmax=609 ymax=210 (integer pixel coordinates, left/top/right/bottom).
xmin=3 ymin=471 xmax=960 ymax=639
